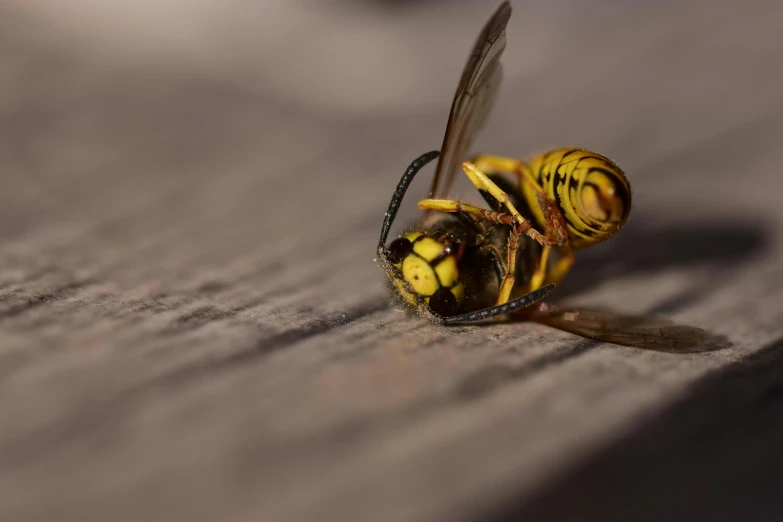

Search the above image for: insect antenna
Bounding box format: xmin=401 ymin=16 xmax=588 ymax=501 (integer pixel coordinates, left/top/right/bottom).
xmin=441 ymin=283 xmax=555 ymax=324
xmin=377 ymin=150 xmax=440 ymax=255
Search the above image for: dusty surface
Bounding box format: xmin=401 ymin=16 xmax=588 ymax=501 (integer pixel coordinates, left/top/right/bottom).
xmin=1 ymin=1 xmax=782 ymax=521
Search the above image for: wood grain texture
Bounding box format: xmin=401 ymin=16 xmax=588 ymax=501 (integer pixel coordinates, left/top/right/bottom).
xmin=1 ymin=1 xmax=782 ymax=521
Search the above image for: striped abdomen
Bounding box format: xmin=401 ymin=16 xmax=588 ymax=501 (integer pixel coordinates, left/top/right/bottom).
xmin=522 ymin=148 xmax=632 ymax=248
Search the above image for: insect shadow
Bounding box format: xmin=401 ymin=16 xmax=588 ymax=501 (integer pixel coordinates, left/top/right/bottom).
xmin=555 ymin=215 xmax=769 ymax=300
xmin=493 ymin=215 xmax=769 ymax=353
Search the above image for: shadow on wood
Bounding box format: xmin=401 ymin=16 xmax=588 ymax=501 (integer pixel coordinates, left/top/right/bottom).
xmin=557 ymin=218 xmax=770 ymax=300
xmin=482 ymin=335 xmax=783 ymax=522
xmin=522 ymin=304 xmax=732 ymax=353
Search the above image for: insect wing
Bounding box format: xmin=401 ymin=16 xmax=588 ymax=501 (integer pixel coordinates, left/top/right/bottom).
xmin=428 ymin=1 xmax=511 ymax=200
xmin=526 ymin=303 xmax=723 ymax=353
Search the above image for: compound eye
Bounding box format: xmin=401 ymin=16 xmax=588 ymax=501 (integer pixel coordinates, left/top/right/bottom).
xmin=387 ymin=237 xmax=413 ymax=264
xmin=429 ymin=287 xmax=459 ymax=317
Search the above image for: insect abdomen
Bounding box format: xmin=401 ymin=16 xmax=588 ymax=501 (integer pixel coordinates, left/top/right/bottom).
xmin=523 ymin=148 xmax=632 ymax=248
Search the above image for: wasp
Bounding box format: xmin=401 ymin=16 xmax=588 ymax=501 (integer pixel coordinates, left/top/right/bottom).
xmin=377 ymin=1 xmax=712 ymax=351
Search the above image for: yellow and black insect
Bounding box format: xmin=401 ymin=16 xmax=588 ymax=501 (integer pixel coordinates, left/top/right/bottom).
xmin=377 ymin=1 xmax=710 ymax=350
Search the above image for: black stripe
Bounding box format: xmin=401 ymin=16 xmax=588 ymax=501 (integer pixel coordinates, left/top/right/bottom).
xmin=430 ymin=250 xmax=450 ymax=267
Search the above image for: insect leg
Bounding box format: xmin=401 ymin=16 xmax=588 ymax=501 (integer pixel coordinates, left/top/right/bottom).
xmin=496 ymin=224 xmax=523 ymax=304
xmin=483 ymin=244 xmax=507 ymax=289
xmin=546 ymin=242 xmax=575 ymax=286
xmin=529 ymin=246 xmax=550 ymax=291
xmin=470 ymin=154 xmax=569 ymax=245
xmin=418 ymin=197 xmax=526 ymax=304
xmin=521 ymin=164 xmax=573 ymax=289
xmin=469 ymin=154 xmax=546 ymax=194
xmin=460 ymin=161 xmax=554 ymax=247
xmin=417 ymin=199 xmax=522 ymax=228
xmin=521 ymin=229 xmax=573 ymax=293
xmin=469 ymin=154 xmax=574 ymax=289
xmin=418 ymin=197 xmax=533 ymax=303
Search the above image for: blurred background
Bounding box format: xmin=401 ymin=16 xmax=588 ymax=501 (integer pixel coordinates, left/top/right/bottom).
xmin=3 ymin=0 xmax=780 ymax=302
xmin=2 ymin=0 xmax=783 ymax=521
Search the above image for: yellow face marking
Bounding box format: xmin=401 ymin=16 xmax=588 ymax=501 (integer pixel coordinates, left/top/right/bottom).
xmin=411 ymin=237 xmax=445 ymax=262
xmin=391 ymin=232 xmax=423 ymax=269
xmin=434 ymin=255 xmax=459 ymax=287
xmin=388 ymin=232 xmax=464 ymax=315
xmin=402 ymin=255 xmax=440 ymax=296
xmin=450 ymin=282 xmax=465 ymax=306
xmin=391 ymin=276 xmax=418 ymax=308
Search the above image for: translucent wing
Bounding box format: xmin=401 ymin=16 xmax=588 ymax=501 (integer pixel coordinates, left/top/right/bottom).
xmin=525 ymin=303 xmax=729 ymax=353
xmin=428 ymin=1 xmax=511 ymax=199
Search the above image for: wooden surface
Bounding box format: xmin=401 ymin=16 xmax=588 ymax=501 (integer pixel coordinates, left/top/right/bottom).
xmin=2 ymin=1 xmax=783 ymax=521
